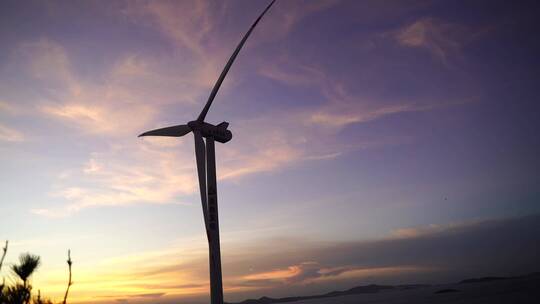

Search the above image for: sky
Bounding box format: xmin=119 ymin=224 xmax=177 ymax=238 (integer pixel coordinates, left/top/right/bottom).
xmin=1 ymin=0 xmax=539 ymax=303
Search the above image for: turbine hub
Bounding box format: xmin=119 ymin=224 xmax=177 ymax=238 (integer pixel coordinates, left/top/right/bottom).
xmin=188 ymin=120 xmax=201 ymax=130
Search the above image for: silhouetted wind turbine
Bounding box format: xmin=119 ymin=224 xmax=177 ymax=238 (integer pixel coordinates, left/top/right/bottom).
xmin=138 ymin=1 xmax=276 ymax=304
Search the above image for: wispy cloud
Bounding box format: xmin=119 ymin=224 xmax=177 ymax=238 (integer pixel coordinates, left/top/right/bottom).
xmin=259 ymin=63 xmax=325 ymax=87
xmin=123 ymin=0 xmax=225 ymax=92
xmin=19 ymin=40 xmax=317 ymax=215
xmin=19 ymin=41 xmax=205 ymax=215
xmin=0 ymin=100 xmax=21 ymax=115
xmin=257 ymin=0 xmax=339 ymax=41
xmin=0 ymin=123 xmax=24 ymax=142
xmin=394 ymin=17 xmax=473 ymax=65
xmin=129 ymin=0 xmax=215 ymax=58
xmin=40 ymin=102 xmax=156 ymax=136
xmin=240 ymin=262 xmax=425 ymax=287
xmin=124 ymin=0 xmax=340 ymax=89
xmin=33 ymin=128 xmax=302 ymax=216
xmin=0 ymin=100 xmax=26 ymax=142
xmin=31 ymin=141 xmax=197 ymax=217
xmin=14 ymin=39 xmax=158 ymax=136
xmin=18 ymin=38 xmax=77 ymax=91
xmin=35 ymin=214 xmax=539 ymax=302
xmin=259 ymin=59 xmax=442 ymax=129
xmin=307 ymin=103 xmax=429 ymax=128
xmin=26 ymin=4 xmax=475 ymax=217
xmin=29 ymin=47 xmax=449 ymax=217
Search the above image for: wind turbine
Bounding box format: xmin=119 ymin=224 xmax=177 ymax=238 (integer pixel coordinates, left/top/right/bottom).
xmin=138 ymin=1 xmax=276 ymax=304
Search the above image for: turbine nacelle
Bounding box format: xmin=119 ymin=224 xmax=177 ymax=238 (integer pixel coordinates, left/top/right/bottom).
xmin=189 ymin=121 xmax=232 ymax=143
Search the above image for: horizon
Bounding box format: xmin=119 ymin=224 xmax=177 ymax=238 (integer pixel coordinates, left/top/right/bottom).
xmin=1 ymin=0 xmax=540 ymax=303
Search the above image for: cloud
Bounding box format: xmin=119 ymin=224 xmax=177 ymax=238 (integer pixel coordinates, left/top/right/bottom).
xmin=13 ymin=39 xmax=158 ymax=136
xmin=27 ymin=2 xmax=362 ymax=216
xmin=40 ymin=102 xmax=156 ymax=136
xmin=251 ymin=60 xmax=453 ymax=171
xmin=230 ymin=214 xmax=540 ymax=298
xmin=83 ymin=158 xmax=102 ymax=173
xmin=123 ymin=0 xmax=340 ymax=90
xmin=0 ymin=123 xmax=24 ymax=142
xmin=31 ymin=141 xmax=198 ymax=217
xmin=122 ymin=0 xmax=224 ymax=91
xmin=394 ymin=17 xmax=464 ymax=64
xmin=259 ymin=58 xmax=446 ymax=129
xmin=218 ymin=127 xmax=303 ymax=180
xmin=18 ymin=38 xmax=77 ymax=91
xmin=259 ymin=63 xmax=325 ymax=87
xmin=47 ymin=214 xmax=539 ymax=302
xmin=24 ymin=47 xmax=337 ymax=216
xmin=136 ymin=1 xmax=213 ymax=57
xmin=0 ymin=101 xmax=25 ymax=142
xmin=134 ymin=0 xmax=339 ymax=50
xmin=238 ymin=262 xmax=420 ymax=287
xmin=26 ymin=5 xmax=475 ymax=217
xmin=307 ymin=103 xmax=427 ymax=128
xmin=98 ymin=292 xmax=165 ymax=301
xmin=32 ymin=126 xmax=304 ymax=216
xmin=30 ymin=43 xmax=445 ymax=217
xmin=108 ymin=52 xmax=212 ymax=106
xmin=311 ymin=78 xmax=443 ymax=130
xmin=257 ymin=0 xmax=340 ymax=41
xmin=243 ymin=265 xmax=303 ymax=281
xmin=389 ymin=219 xmax=486 ymax=239
xmin=0 ymin=100 xmax=21 ymax=115
xmin=15 ymin=38 xmax=218 ymax=138
xmin=252 ymin=52 xmax=482 ymax=180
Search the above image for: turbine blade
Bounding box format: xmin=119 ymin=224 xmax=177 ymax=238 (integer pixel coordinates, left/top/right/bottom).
xmin=197 ymin=0 xmax=276 ymax=122
xmin=138 ymin=124 xmax=191 ymax=137
xmin=194 ymin=131 xmax=210 ymax=230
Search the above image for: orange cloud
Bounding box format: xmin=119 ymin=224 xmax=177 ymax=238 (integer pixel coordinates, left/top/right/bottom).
xmin=41 ymin=102 xmax=156 ymax=136
xmin=242 ymin=266 xmax=302 ymax=281
xmin=25 ymin=215 xmax=540 ymax=303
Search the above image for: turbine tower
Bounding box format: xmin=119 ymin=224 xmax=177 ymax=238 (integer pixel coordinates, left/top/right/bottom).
xmin=138 ymin=1 xmax=276 ymax=304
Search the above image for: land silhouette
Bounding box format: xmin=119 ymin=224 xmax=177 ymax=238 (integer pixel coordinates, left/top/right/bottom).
xmin=228 ymin=272 xmax=540 ymax=304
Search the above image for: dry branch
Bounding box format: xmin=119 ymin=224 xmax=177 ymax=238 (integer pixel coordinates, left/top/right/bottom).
xmin=0 ymin=240 xmax=8 ymax=271
xmin=62 ymin=250 xmax=73 ymax=304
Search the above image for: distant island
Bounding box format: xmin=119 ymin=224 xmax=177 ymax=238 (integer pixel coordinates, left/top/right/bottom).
xmin=227 ymin=284 xmax=428 ymax=304
xmin=228 ymin=272 xmax=540 ymax=304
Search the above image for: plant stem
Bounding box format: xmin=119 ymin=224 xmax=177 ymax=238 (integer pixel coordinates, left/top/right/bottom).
xmin=62 ymin=249 xmax=73 ymax=304
xmin=0 ymin=240 xmax=7 ymax=271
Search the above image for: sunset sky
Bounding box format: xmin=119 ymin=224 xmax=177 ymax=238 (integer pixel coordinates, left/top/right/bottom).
xmin=1 ymin=0 xmax=539 ymax=303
